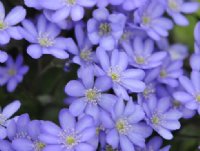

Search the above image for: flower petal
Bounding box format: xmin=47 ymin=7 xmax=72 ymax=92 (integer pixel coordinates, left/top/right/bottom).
xmin=5 ymin=6 xmax=26 ymax=26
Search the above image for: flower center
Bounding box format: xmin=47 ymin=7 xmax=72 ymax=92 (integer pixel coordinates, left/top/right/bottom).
xmin=59 ymin=129 xmax=80 ymax=150
xmin=80 ymin=50 xmax=92 ymax=61
xmin=8 ymin=69 xmax=16 ymax=76
xmin=34 ymin=141 xmax=45 ymax=151
xmin=108 ymin=66 xmax=121 ymax=82
xmin=135 ymin=56 xmax=145 ymax=64
xmin=65 ymin=0 xmax=76 ymax=5
xmin=151 ymin=114 xmax=161 ymax=125
xmin=85 ymin=88 xmax=101 ymax=104
xmin=142 ymin=16 xmax=151 ymax=25
xmin=152 ymin=116 xmax=159 ymax=124
xmin=160 ymin=69 xmax=167 ymax=78
xmin=168 ymin=0 xmax=180 ymax=12
xmin=106 ymin=145 xmax=116 ymax=151
xmin=0 ymin=21 xmax=7 ymax=30
xmin=38 ymin=33 xmax=54 ymax=47
xmin=116 ymin=118 xmax=131 ymax=135
xmin=143 ymin=84 xmax=155 ymax=98
xmin=196 ymin=94 xmax=200 ymax=102
xmin=0 ymin=114 xmax=6 ymax=126
xmin=66 ymin=136 xmax=75 ymax=145
xmin=173 ymin=100 xmax=181 ymax=108
xmin=99 ymin=22 xmax=111 ymax=36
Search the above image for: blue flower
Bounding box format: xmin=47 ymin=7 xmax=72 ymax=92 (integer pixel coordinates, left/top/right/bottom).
xmin=40 ymin=0 xmax=96 ymax=22
xmin=65 ymin=66 xmax=116 ymax=119
xmin=67 ymin=23 xmax=96 ymax=67
xmin=101 ymin=98 xmax=152 ymax=150
xmin=39 ymin=109 xmax=97 ymax=151
xmin=122 ymin=37 xmax=167 ymax=69
xmin=11 ymin=120 xmax=46 ymax=151
xmin=0 ymin=55 xmax=29 ymax=92
xmin=143 ymin=97 xmax=182 ymax=140
xmin=18 ymin=15 xmax=69 ymax=59
xmin=167 ymin=44 xmax=188 ymax=60
xmin=173 ymin=71 xmax=200 ymax=115
xmin=151 ymin=56 xmax=183 ymax=87
xmin=87 ymin=8 xmax=126 ymax=50
xmin=95 ymin=48 xmax=145 ymax=100
xmin=0 ymin=2 xmax=26 ymax=45
xmin=0 ymin=100 xmax=21 ymax=140
xmin=163 ymin=0 xmax=199 ymax=26
xmin=134 ymin=1 xmax=173 ymax=41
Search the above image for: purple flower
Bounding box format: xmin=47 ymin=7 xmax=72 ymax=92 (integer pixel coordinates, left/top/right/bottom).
xmin=39 ymin=109 xmax=97 ymax=151
xmin=138 ymin=71 xmax=158 ymax=103
xmin=101 ymin=99 xmax=152 ymax=150
xmin=157 ymin=85 xmax=195 ymax=119
xmin=163 ymin=0 xmax=199 ymax=26
xmin=122 ymin=37 xmax=167 ymax=69
xmin=18 ymin=15 xmax=69 ymax=59
xmin=136 ymin=136 xmax=170 ymax=151
xmin=0 ymin=2 xmax=26 ymax=45
xmin=87 ymin=8 xmax=126 ymax=50
xmin=151 ymin=56 xmax=183 ymax=87
xmin=95 ymin=48 xmax=145 ymax=100
xmin=143 ymin=97 xmax=182 ymax=140
xmin=0 ymin=55 xmax=29 ymax=92
xmin=67 ymin=23 xmax=96 ymax=67
xmin=0 ymin=50 xmax=8 ymax=63
xmin=134 ymin=1 xmax=173 ymax=41
xmin=167 ymin=44 xmax=188 ymax=60
xmin=40 ymin=0 xmax=96 ymax=22
xmin=0 ymin=100 xmax=21 ymax=139
xmin=173 ymin=71 xmax=200 ymax=115
xmin=11 ymin=120 xmax=45 ymax=151
xmin=7 ymin=114 xmax=31 ymax=141
xmin=109 ymin=0 xmax=147 ymax=11
xmin=65 ymin=66 xmax=116 ymax=119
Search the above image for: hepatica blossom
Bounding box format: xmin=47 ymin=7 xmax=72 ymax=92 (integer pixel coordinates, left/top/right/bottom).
xmin=164 ymin=0 xmax=199 ymax=26
xmin=19 ymin=15 xmax=69 ymax=59
xmin=0 ymin=55 xmax=29 ymax=92
xmin=68 ymin=23 xmax=96 ymax=67
xmin=39 ymin=109 xmax=96 ymax=151
xmin=95 ymin=48 xmax=145 ymax=100
xmin=122 ymin=37 xmax=167 ymax=69
xmin=134 ymin=1 xmax=173 ymax=41
xmin=65 ymin=66 xmax=116 ymax=119
xmin=143 ymin=97 xmax=182 ymax=140
xmin=1 ymin=0 xmax=200 ymax=150
xmin=0 ymin=1 xmax=26 ymax=45
xmin=87 ymin=8 xmax=126 ymax=50
xmin=101 ymin=99 xmax=152 ymax=150
xmin=40 ymin=0 xmax=96 ymax=22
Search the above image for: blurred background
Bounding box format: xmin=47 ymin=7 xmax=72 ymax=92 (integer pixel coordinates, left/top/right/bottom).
xmin=0 ymin=0 xmax=200 ymax=150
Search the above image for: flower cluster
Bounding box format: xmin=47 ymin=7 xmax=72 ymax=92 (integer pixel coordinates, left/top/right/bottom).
xmin=0 ymin=0 xmax=200 ymax=151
